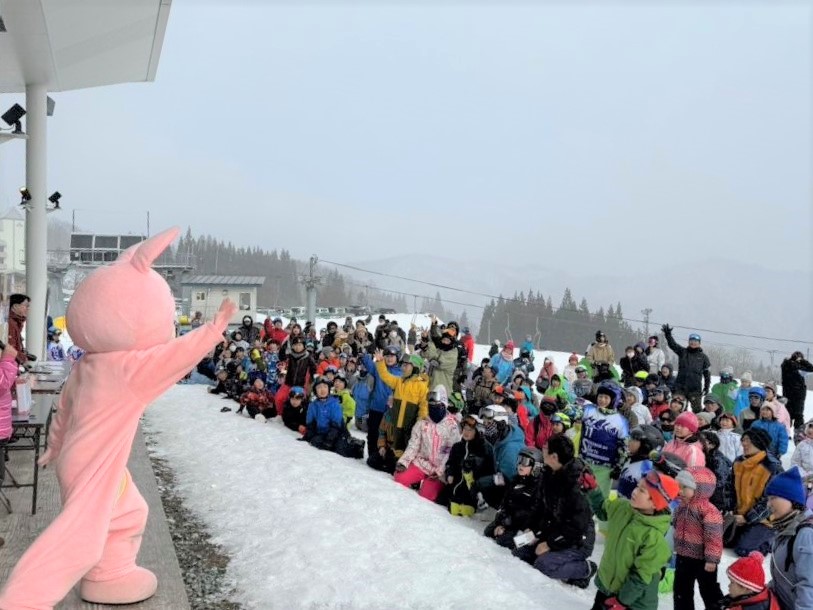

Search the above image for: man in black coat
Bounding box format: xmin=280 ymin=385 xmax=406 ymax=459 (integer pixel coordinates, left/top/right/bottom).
xmin=512 ymin=434 xmax=596 ymax=588
xmin=662 ymin=324 xmax=710 ymax=413
xmin=781 ymin=350 xmax=813 ymax=432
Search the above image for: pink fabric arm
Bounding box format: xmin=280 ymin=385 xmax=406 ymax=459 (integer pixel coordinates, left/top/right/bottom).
xmin=128 ymin=315 xmax=233 ymax=404
xmin=39 ymin=389 xmax=70 ymax=466
xmin=0 ymin=355 xmax=19 ymax=393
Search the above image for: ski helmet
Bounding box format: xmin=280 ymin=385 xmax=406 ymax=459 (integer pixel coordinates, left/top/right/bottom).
xmin=629 ymin=425 xmax=665 ymax=456
xmin=551 ymin=412 xmax=572 ymax=431
xmin=517 ymin=446 xmax=544 ymax=477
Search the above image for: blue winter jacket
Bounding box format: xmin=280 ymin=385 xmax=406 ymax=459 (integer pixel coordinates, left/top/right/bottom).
xmin=352 ymin=376 xmax=374 ymax=419
xmin=734 ymin=388 xmax=752 ymax=418
xmin=361 ymin=353 xmax=402 ymax=413
xmin=306 ymin=396 xmax=344 ymax=433
xmin=493 ymin=423 xmax=526 ymax=481
xmin=751 ymin=418 xmax=789 ymax=458
xmin=769 ymin=509 xmax=813 ymax=610
xmin=489 ymin=353 xmax=515 ymax=385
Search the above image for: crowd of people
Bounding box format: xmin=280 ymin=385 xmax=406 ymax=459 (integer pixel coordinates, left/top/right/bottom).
xmin=193 ymin=312 xmax=813 ymax=610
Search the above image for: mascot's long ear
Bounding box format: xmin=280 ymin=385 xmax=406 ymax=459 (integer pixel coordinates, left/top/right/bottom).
xmin=119 ymin=227 xmax=180 ymax=273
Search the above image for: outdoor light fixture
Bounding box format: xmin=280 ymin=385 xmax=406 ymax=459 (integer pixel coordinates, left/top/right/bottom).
xmin=19 ymin=187 xmax=31 ymax=204
xmin=48 ymin=191 xmax=61 ymax=209
xmin=46 ymin=96 xmax=55 ymax=117
xmin=2 ymin=104 xmax=26 ymax=134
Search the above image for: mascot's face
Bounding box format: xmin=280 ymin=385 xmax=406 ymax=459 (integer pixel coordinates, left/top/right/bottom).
xmin=66 ymin=227 xmax=180 ymax=353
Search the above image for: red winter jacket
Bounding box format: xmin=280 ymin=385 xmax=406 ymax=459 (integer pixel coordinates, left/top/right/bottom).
xmin=263 ymin=320 xmax=289 ymax=346
xmin=516 ymin=404 xmax=534 ymax=447
xmin=461 ymin=335 xmax=475 ymax=363
xmin=533 ymin=413 xmax=554 ymax=451
xmin=674 ymin=466 xmax=723 ymax=564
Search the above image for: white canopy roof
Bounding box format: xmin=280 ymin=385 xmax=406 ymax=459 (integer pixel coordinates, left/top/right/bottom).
xmin=0 ymin=0 xmax=171 ymax=93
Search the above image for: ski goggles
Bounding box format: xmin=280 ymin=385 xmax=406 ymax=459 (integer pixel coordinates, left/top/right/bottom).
xmin=517 ymin=455 xmax=537 ymax=468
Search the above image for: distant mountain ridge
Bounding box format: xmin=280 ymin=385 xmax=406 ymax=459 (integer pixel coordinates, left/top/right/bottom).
xmin=348 ymin=254 xmax=813 ymax=357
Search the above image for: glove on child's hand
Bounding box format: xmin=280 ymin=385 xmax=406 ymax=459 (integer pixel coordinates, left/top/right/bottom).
xmin=603 ymin=597 xmax=627 ymax=610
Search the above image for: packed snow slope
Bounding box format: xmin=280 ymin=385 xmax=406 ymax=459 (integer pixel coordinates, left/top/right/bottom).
xmin=145 ymin=386 xmax=591 ymax=610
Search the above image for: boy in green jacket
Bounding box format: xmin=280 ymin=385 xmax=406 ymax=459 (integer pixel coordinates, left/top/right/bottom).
xmin=592 ymin=470 xmax=680 ymax=610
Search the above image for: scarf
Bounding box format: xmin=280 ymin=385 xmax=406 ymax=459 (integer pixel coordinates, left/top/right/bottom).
xmin=768 ymin=509 xmax=801 ymax=531
xmin=734 ymin=451 xmax=771 ymax=516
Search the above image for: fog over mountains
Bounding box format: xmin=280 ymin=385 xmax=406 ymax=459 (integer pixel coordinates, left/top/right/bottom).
xmin=349 ymin=255 xmax=813 ymax=360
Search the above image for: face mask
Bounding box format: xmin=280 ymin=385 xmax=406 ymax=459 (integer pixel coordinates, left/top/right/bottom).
xmin=428 ymin=404 xmax=447 ymax=423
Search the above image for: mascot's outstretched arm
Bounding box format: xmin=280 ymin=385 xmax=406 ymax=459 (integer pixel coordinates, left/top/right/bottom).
xmin=0 ymin=227 xmax=236 ymax=610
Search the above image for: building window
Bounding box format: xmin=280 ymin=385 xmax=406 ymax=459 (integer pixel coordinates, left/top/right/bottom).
xmin=195 ymin=291 xmax=206 ymax=301
xmin=239 ymin=292 xmax=251 ymax=311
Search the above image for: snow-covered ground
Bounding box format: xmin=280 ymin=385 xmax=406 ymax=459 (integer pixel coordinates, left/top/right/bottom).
xmin=143 ymin=369 xmax=813 ymax=609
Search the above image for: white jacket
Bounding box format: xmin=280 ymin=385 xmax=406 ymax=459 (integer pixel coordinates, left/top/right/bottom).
xmin=646 ymin=348 xmax=665 ymax=374
xmin=398 ymin=414 xmax=461 ymax=478
xmin=791 ymin=438 xmax=813 ymax=478
xmin=717 ymin=429 xmax=743 ymax=463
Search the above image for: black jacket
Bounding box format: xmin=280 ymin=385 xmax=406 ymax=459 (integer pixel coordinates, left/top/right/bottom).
xmin=282 ymin=398 xmax=308 ymax=432
xmin=531 ymin=459 xmax=595 ymax=553
xmin=620 ymin=354 xmax=649 ymax=383
xmin=781 ymin=356 xmax=813 ymax=397
xmin=492 ymin=475 xmax=543 ymax=531
xmin=446 ymin=433 xmax=496 ymax=508
xmin=284 ymin=350 xmax=317 ymax=387
xmin=664 ymin=330 xmax=711 ymax=394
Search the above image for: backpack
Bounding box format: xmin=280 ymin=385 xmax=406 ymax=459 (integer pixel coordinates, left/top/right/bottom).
xmin=783 ymin=515 xmax=813 ymax=572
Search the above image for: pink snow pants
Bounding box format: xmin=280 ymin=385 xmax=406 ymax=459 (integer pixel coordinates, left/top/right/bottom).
xmin=394 ymin=464 xmax=445 ymax=501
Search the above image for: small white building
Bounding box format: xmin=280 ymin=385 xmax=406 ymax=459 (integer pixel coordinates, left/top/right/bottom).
xmin=0 ymin=207 xmax=27 ymax=292
xmin=181 ymin=275 xmax=265 ymax=325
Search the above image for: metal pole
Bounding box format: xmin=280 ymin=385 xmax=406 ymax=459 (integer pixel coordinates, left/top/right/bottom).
xmin=71 ymin=210 xmax=75 ymax=233
xmin=641 ymin=308 xmax=653 ymax=337
xmin=146 ymin=211 xmax=150 ymax=237
xmin=304 ymin=255 xmax=320 ymax=326
xmin=25 ymin=83 xmax=48 ymax=360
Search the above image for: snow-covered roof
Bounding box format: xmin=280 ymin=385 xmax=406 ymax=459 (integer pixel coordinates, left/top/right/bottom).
xmin=181 ymin=275 xmax=266 ymax=286
xmin=0 ymin=207 xmax=25 ymax=221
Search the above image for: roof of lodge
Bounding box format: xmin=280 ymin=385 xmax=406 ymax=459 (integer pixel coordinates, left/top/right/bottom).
xmin=181 ymin=275 xmax=266 ymax=286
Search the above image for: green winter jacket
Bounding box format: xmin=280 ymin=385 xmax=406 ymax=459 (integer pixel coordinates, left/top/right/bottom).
xmin=334 ymin=389 xmax=356 ymax=422
xmin=594 ymin=497 xmax=672 ymax=610
xmin=424 ymin=329 xmax=459 ymax=395
xmin=710 ymin=381 xmax=738 ymax=414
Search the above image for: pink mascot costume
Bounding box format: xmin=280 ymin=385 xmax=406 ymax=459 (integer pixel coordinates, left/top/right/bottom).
xmin=0 ymin=227 xmax=237 ymax=609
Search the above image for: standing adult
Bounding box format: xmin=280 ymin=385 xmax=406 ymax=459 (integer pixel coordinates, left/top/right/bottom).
xmin=460 ymin=327 xmax=475 ymax=364
xmin=587 ymin=330 xmax=616 ymax=365
xmin=646 ymin=336 xmax=666 ymax=374
xmin=781 ymin=351 xmax=813 ymax=438
xmin=7 ymin=293 xmax=31 ymax=366
xmin=662 ymin=325 xmax=711 ymax=413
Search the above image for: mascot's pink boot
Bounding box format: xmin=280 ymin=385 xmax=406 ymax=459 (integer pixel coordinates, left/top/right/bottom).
xmin=0 ymin=227 xmax=237 ymax=610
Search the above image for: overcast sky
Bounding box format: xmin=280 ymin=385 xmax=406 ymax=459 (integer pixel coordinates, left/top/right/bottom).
xmin=0 ymin=2 xmax=810 ymax=274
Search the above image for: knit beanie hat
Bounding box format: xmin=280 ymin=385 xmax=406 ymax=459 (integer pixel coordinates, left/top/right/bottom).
xmin=643 ymin=471 xmax=680 ymax=512
xmin=727 ymin=552 xmax=766 ymax=593
xmin=675 ymin=412 xmax=699 ymax=435
xmin=742 ymin=428 xmax=771 ymax=452
xmin=676 ymin=469 xmax=696 ymax=490
xmin=696 ymin=412 xmax=716 ymax=427
xmin=741 ymin=371 xmax=753 ymax=383
xmin=765 ymin=466 xmax=807 ymax=506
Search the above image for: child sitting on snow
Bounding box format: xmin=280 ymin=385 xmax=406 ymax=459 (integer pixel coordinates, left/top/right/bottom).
xmin=446 ymin=414 xmax=495 ymax=517
xmin=483 ymin=447 xmax=544 ymax=549
xmin=331 ymin=371 xmax=356 ymax=426
xmin=302 ymin=377 xmax=345 ymax=451
xmin=238 ymin=377 xmax=276 ymax=420
xmin=394 ymin=386 xmax=461 ymax=502
xmin=591 ymin=470 xmax=679 ymax=610
xmin=281 ymin=386 xmax=308 ymax=433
